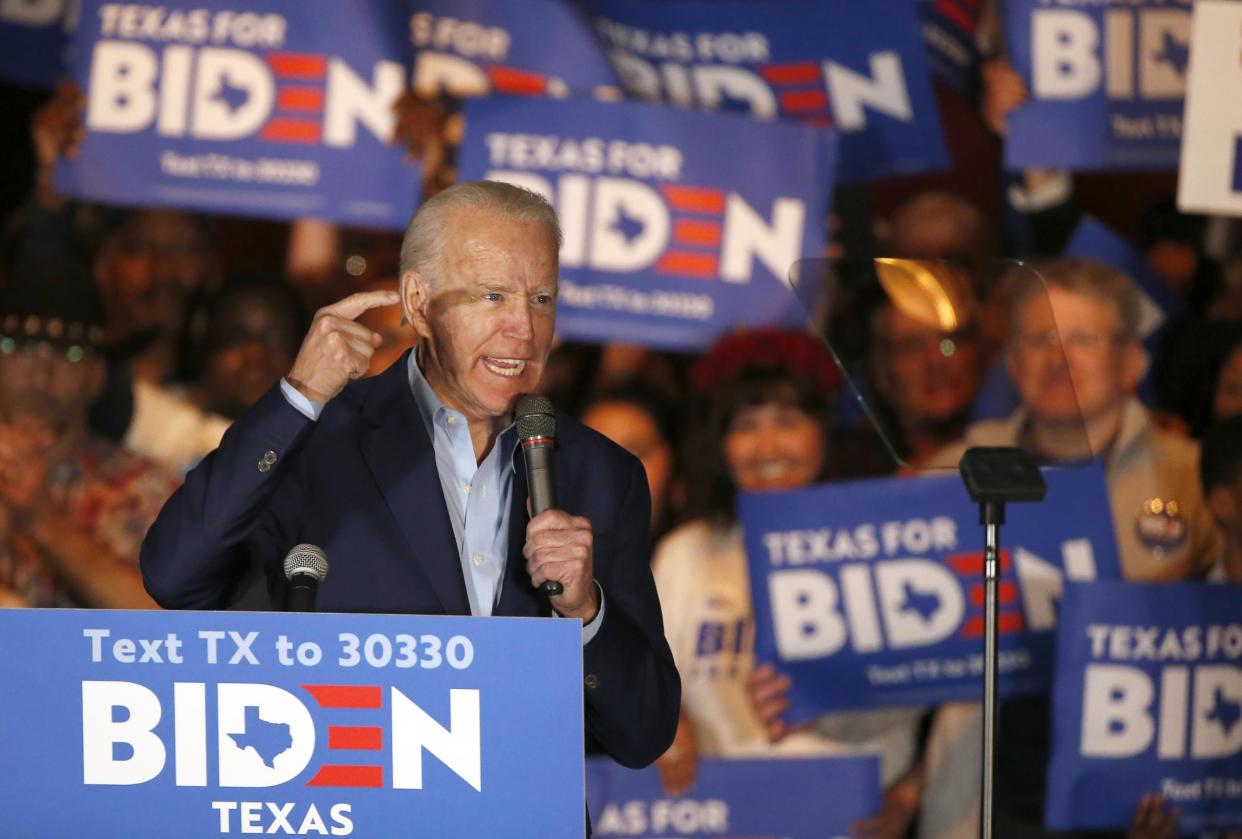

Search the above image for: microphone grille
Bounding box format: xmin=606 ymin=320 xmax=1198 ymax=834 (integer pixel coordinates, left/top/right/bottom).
xmin=516 ymin=394 xmax=556 ymax=439
xmin=284 ymin=544 xmax=329 ymax=582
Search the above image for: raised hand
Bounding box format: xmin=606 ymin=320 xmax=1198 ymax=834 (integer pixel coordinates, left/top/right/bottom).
xmin=286 ymin=290 xmax=401 ymax=403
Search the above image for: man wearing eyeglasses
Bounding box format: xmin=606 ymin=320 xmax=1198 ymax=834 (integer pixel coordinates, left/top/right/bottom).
xmin=0 ymin=255 xmax=177 ymax=610
xmin=917 ymin=258 xmax=1221 ymax=839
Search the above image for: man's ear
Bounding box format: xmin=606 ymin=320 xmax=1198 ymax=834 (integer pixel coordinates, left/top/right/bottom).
xmin=1208 ymin=484 xmax=1237 ymax=528
xmin=401 ymin=269 xmax=431 ymax=338
xmin=1121 ymin=341 xmax=1147 ymax=393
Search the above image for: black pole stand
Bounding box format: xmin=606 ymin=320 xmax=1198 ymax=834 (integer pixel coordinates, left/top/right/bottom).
xmin=958 ymin=447 xmax=1046 ymax=839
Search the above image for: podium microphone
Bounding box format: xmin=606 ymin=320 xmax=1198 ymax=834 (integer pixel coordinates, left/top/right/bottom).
xmin=516 ymin=394 xmax=563 ymax=596
xmin=283 ymin=544 xmax=328 ymax=611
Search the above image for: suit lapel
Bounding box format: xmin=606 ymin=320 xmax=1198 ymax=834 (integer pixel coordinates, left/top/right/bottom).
xmin=360 ymin=354 xmax=470 ymax=615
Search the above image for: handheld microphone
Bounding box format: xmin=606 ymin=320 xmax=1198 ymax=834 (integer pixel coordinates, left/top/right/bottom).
xmin=516 ymin=394 xmax=562 ymax=596
xmin=283 ymin=544 xmax=328 ymax=611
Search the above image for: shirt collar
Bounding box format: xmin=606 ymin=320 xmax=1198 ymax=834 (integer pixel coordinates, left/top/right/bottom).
xmin=407 ymin=350 xmax=521 ymax=467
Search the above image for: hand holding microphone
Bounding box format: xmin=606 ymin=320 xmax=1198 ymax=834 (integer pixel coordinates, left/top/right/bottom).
xmin=517 ymin=395 xmax=599 ymax=621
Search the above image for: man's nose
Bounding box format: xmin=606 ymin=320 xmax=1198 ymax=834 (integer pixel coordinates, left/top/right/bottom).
xmin=504 ymin=300 xmax=535 ymax=340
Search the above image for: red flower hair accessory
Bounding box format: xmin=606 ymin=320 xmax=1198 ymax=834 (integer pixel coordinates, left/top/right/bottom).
xmin=691 ymin=328 xmax=844 ymax=399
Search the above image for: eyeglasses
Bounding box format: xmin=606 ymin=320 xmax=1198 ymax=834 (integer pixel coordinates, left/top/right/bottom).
xmin=1012 ymin=330 xmax=1124 ymax=352
xmin=884 ymin=327 xmax=979 ymax=360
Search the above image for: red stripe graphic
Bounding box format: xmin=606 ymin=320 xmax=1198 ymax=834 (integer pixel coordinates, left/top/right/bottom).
xmin=780 ymin=89 xmax=829 ymax=113
xmin=277 ymin=87 xmax=324 ymax=112
xmin=947 ymin=550 xmax=1012 ymax=577
xmin=660 ymin=185 xmax=725 ymax=215
xmin=968 ymin=581 xmax=1018 ymax=608
xmin=306 ymin=765 xmax=383 ymax=787
xmin=961 ymin=612 xmax=1024 ymax=638
xmin=935 ymin=0 xmax=977 ymax=34
xmin=302 ymin=685 xmax=383 ymax=708
xmin=802 ymin=115 xmax=834 ymax=127
xmin=260 ymin=118 xmax=321 ymax=144
xmin=328 ymin=726 xmax=383 ymax=751
xmin=266 ymin=52 xmax=327 ymax=80
xmin=655 ymin=251 xmax=719 ymax=278
xmin=672 ymin=219 xmax=722 ymax=247
xmin=486 ymin=65 xmax=547 ymax=96
xmin=759 ymin=61 xmax=821 ymax=86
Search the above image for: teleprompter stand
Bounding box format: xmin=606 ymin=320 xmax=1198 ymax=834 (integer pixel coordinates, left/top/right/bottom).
xmin=958 ymin=447 xmax=1047 ymax=839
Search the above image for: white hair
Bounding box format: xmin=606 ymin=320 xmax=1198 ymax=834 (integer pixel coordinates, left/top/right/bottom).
xmin=398 ymin=180 xmax=561 ymax=302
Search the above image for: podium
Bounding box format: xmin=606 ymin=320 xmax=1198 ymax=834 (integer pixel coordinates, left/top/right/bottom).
xmin=0 ymin=608 xmax=586 ymax=837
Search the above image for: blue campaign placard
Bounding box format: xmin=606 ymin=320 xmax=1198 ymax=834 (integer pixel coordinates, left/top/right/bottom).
xmin=458 ymin=95 xmax=834 ymax=350
xmin=1046 ymin=581 xmax=1242 ymax=834
xmin=740 ymin=464 xmax=1123 ymax=719
xmin=409 ymin=0 xmax=620 ymax=99
xmin=1002 ymin=0 xmax=1192 ymax=170
xmin=582 ymin=0 xmax=948 ymax=181
xmin=0 ymin=0 xmax=74 ymax=89
xmin=586 ymin=755 xmax=882 ymax=838
xmin=0 ymin=609 xmax=585 ymax=838
xmin=54 ymin=0 xmax=421 ymax=228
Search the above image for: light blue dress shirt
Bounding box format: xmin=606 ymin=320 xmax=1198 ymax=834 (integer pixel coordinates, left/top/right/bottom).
xmin=280 ymin=357 xmax=602 ymax=641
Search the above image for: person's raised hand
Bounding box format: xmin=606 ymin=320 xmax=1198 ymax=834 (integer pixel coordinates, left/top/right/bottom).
xmin=523 ymin=509 xmax=598 ymax=621
xmin=32 ymin=79 xmax=86 ymax=171
xmin=1128 ymin=794 xmax=1178 ymax=839
xmin=981 ymin=56 xmax=1027 ymax=136
xmin=286 ymin=290 xmax=400 ymax=403
xmin=655 ymin=715 xmax=698 ymax=797
xmin=746 ymin=662 xmax=804 ymax=742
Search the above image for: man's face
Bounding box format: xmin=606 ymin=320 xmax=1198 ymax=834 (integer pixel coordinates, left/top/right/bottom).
xmin=1007 ymin=287 xmax=1143 ymax=427
xmin=95 ymin=211 xmax=212 ymax=337
xmin=203 ymin=296 xmax=301 ymax=418
xmin=873 ymin=305 xmax=983 ymax=423
xmin=406 ymin=209 xmax=558 ymax=423
xmin=0 ymin=344 xmax=103 ymax=439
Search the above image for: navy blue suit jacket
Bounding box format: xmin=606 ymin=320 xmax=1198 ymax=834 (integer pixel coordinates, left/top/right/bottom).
xmin=141 ymin=352 xmax=680 ymax=768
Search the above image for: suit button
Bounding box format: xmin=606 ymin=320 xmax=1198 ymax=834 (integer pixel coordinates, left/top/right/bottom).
xmin=584 ymin=674 xmax=600 ymax=690
xmin=262 ymin=450 xmax=278 ymax=465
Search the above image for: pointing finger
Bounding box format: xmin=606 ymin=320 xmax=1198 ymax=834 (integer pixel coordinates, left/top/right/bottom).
xmin=323 ymin=290 xmax=400 ymax=321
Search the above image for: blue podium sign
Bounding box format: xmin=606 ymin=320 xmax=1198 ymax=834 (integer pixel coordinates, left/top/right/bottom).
xmin=0 ymin=609 xmax=584 ymax=838
xmin=587 ymin=755 xmax=881 ymax=838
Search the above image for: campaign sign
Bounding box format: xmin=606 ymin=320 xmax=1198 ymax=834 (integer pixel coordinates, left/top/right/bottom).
xmin=1045 ymin=581 xmax=1242 ymax=834
xmin=741 ymin=464 xmax=1123 ymax=720
xmin=586 ymin=755 xmax=881 ymax=838
xmin=0 ymin=0 xmax=74 ymax=88
xmin=919 ymin=0 xmax=983 ymax=94
xmin=1002 ymin=0 xmax=1192 ymax=170
xmin=1178 ymin=1 xmax=1242 ymax=216
xmin=458 ymin=96 xmax=834 ymax=349
xmin=0 ymin=609 xmax=584 ymax=838
xmin=583 ymin=0 xmax=948 ymax=181
xmin=410 ymin=0 xmax=620 ymax=100
xmin=54 ymin=0 xmax=420 ymax=228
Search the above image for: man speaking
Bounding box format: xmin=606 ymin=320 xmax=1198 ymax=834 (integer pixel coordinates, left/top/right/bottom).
xmin=141 ymin=181 xmax=680 ymax=770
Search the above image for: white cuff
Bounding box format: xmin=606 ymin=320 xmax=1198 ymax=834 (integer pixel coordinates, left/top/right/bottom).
xmin=1007 ymin=171 xmax=1072 ymax=213
xmin=582 ymin=582 xmax=605 ymax=646
xmin=280 ymin=378 xmax=324 ymax=421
